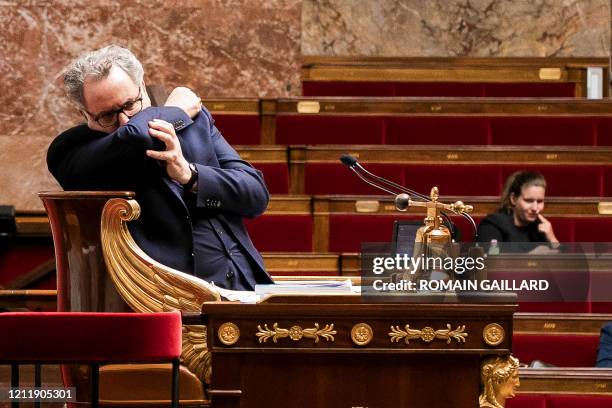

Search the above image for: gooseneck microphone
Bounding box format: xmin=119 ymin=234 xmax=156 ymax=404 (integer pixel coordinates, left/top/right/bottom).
xmin=339 ymin=154 xmax=429 ymax=201
xmin=339 ymin=154 xmax=478 ymax=240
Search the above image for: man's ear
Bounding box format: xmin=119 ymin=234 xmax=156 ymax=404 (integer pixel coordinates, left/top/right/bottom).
xmin=141 ymin=80 xmax=154 ymax=107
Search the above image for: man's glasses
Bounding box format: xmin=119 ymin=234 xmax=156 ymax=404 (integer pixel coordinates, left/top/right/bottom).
xmin=87 ymin=87 xmax=144 ymax=128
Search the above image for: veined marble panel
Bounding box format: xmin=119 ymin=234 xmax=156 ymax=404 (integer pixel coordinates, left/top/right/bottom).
xmin=302 ymin=0 xmax=610 ymax=57
xmin=0 ymin=0 xmax=301 ymax=211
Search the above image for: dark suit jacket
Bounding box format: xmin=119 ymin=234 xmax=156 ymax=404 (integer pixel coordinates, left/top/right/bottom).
xmin=47 ymin=106 xmax=273 ymax=288
xmin=597 ymin=322 xmax=612 ymax=367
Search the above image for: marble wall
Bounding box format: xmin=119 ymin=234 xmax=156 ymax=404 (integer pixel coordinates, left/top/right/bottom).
xmin=0 ymin=0 xmax=301 ymax=211
xmin=1 ymin=0 xmax=610 ymax=211
xmin=302 ymin=0 xmax=610 ymax=57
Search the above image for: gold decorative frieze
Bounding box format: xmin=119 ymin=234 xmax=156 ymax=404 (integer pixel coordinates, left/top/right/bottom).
xmin=351 ymin=323 xmax=373 ymax=346
xmin=389 ymin=324 xmax=467 ymax=344
xmin=256 ymin=322 xmax=336 ymax=344
xmin=218 ymin=322 xmax=240 ymax=346
xmin=483 ymin=323 xmax=505 ymax=347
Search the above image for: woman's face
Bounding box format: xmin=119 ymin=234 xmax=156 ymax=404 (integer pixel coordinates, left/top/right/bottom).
xmin=511 ymin=185 xmax=545 ymax=227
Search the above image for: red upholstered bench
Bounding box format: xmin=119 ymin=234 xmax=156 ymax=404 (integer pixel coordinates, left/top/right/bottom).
xmin=253 ymin=163 xmax=290 ymax=194
xmin=302 ymin=81 xmax=576 ymax=98
xmin=508 ymin=394 xmax=612 ymax=408
xmin=484 ymin=82 xmax=576 ymax=97
xmin=305 ymin=164 xmax=405 ymax=195
xmin=545 ymin=395 xmax=612 ymax=407
xmin=386 ymin=116 xmax=490 ymax=145
xmin=0 ymin=312 xmax=182 ymax=408
xmin=302 ymin=81 xmax=397 ymax=97
xmin=512 ymin=334 xmax=600 ymax=367
xmin=506 ymin=395 xmax=546 ymax=408
xmin=276 ymin=115 xmax=605 ymax=146
xmin=276 ymin=115 xmax=385 ymax=145
xmin=304 ymin=162 xmax=608 ymax=197
xmin=212 ymin=114 xmax=261 ymax=145
xmin=245 ymin=215 xmax=313 ymax=252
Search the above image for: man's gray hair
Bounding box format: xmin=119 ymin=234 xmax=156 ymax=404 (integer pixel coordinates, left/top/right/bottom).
xmin=63 ymin=44 xmax=144 ymax=108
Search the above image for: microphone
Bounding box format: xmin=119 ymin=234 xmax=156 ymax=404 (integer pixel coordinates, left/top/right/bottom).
xmin=339 ymin=154 xmax=358 ymax=168
xmin=339 ymin=154 xmax=477 ymax=240
xmin=339 ymin=154 xmax=429 ymax=201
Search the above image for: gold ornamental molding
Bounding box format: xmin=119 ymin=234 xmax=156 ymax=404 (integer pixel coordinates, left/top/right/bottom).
xmin=100 ymin=198 xmax=222 ymax=384
xmin=483 ymin=323 xmax=505 ymax=347
xmin=218 ymin=322 xmax=240 ymax=346
xmin=256 ymin=323 xmax=336 ymax=344
xmin=389 ymin=324 xmax=468 ymax=345
xmin=351 ymin=323 xmax=373 ymax=346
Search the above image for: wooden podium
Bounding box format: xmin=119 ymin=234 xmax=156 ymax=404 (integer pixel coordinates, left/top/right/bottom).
xmin=203 ymin=293 xmax=517 ymax=408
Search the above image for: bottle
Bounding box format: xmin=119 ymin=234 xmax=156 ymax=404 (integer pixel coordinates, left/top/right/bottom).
xmin=488 ymin=239 xmax=500 ymax=255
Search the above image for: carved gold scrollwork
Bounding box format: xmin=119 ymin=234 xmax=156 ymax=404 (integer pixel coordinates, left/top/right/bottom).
xmin=256 ymin=322 xmax=336 ymax=344
xmin=351 ymin=323 xmax=373 ymax=346
xmin=389 ymin=324 xmax=468 ymax=344
xmin=218 ymin=322 xmax=240 ymax=346
xmin=100 ymin=198 xmax=222 ymax=384
xmin=483 ymin=323 xmax=505 ymax=347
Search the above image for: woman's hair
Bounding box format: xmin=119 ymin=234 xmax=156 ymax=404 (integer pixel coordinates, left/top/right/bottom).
xmin=479 ymin=355 xmax=520 ymax=408
xmin=63 ymin=44 xmax=144 ymax=109
xmin=499 ymin=171 xmax=546 ymax=213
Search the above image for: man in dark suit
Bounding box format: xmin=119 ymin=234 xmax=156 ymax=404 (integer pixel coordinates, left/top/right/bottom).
xmin=47 ymin=44 xmax=273 ymax=290
xmin=597 ymin=322 xmax=612 ymax=367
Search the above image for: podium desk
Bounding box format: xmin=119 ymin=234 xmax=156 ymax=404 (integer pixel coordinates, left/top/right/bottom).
xmin=203 ymin=294 xmax=517 ymax=408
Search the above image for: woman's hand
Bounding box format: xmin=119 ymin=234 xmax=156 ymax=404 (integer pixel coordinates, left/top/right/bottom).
xmin=537 ymin=214 xmax=559 ymax=244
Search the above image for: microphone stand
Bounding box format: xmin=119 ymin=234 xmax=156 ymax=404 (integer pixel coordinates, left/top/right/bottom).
xmin=339 ymin=154 xmax=478 ymax=241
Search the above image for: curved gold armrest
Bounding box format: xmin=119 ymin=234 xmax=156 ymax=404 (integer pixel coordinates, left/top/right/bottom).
xmin=100 ymin=198 xmax=221 ymax=383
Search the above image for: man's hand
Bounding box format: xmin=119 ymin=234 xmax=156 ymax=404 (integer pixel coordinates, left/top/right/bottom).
xmin=537 ymin=214 xmax=559 ymax=244
xmin=164 ymin=87 xmax=202 ymax=119
xmin=146 ymin=119 xmax=192 ymax=184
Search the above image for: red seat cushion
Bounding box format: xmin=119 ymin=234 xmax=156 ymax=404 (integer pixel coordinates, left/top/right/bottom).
xmin=596 ymin=117 xmax=612 ymax=146
xmin=573 ymin=217 xmax=612 ymax=242
xmin=546 ymin=395 xmax=612 ymax=408
xmin=517 ymin=302 xmax=590 ymax=313
xmin=386 ymin=117 xmax=489 ymax=145
xmin=0 ymin=312 xmax=182 ymax=362
xmin=544 ymin=218 xmax=574 ymax=242
xmin=213 ymin=114 xmax=261 ymax=145
xmin=253 ymin=163 xmax=289 ymax=194
xmin=245 ymin=215 xmax=313 ymax=252
xmin=276 ymin=115 xmax=384 ymax=145
xmin=512 ymin=334 xmax=599 ymax=367
xmin=305 ymin=164 xmax=405 ymax=195
xmin=491 ymin=117 xmax=596 ymax=146
xmin=0 ymin=242 xmax=55 ymax=288
xmin=604 ymin=167 xmax=612 ymax=196
xmin=506 ymin=395 xmax=546 ymax=408
xmin=404 ymin=164 xmax=502 ymax=196
xmin=394 ymin=82 xmax=484 ymax=97
xmin=302 ymin=81 xmax=395 ymax=97
xmin=485 ymin=82 xmax=576 ymax=97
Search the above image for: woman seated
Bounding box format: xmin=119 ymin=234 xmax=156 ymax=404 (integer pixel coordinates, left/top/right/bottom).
xmin=478 ymin=171 xmax=559 ymax=246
